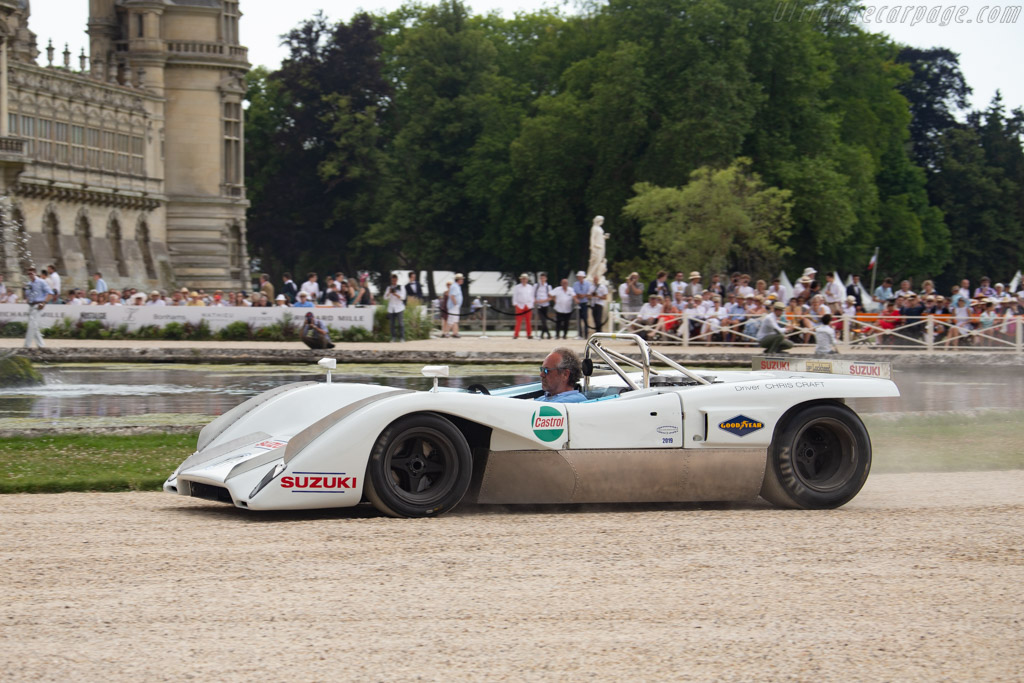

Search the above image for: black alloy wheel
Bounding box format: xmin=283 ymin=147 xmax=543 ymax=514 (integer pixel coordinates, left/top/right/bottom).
xmin=364 ymin=414 xmax=472 ymax=517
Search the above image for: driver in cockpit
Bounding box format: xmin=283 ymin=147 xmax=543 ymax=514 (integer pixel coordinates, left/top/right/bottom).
xmin=536 ymin=348 xmax=587 ymax=403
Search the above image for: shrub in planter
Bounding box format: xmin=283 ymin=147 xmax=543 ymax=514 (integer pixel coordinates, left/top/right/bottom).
xmin=185 ymin=319 xmax=212 ymax=341
xmin=217 ymin=321 xmax=254 ymax=341
xmin=338 ymin=326 xmax=373 ymax=343
xmin=78 ymin=320 xmax=106 ymax=339
xmin=162 ymin=322 xmax=187 ymax=340
xmin=0 ymin=321 xmax=28 ymax=338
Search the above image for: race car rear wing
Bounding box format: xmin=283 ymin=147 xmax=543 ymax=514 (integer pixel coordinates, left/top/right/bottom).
xmin=753 ymin=356 xmax=892 ymax=379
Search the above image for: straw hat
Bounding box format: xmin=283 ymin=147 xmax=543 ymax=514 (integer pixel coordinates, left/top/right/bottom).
xmin=689 ymin=271 xmax=701 ymax=280
xmin=773 ymin=300 xmax=785 ymax=310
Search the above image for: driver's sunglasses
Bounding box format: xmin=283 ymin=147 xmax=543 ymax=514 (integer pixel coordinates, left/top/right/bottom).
xmin=539 ymin=366 xmax=556 ymax=375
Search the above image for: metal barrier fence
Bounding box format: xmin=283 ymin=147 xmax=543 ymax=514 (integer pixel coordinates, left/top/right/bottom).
xmin=609 ymin=310 xmax=1024 ymax=352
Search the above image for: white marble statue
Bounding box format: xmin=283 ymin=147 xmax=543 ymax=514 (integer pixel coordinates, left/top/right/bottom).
xmin=587 ymin=215 xmax=609 ymax=282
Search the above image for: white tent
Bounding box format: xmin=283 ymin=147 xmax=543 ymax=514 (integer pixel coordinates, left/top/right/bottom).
xmin=778 ymin=271 xmax=793 ymax=303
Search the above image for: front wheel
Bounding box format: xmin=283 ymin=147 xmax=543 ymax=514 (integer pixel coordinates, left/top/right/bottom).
xmin=364 ymin=414 xmax=472 ymax=518
xmin=760 ymin=403 xmax=871 ymax=509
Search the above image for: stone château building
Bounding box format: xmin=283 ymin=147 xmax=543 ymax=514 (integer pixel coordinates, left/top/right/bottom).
xmin=0 ymin=0 xmax=249 ymax=293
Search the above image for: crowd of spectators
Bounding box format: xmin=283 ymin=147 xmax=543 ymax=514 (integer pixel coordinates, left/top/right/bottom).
xmin=4 ymin=264 xmax=1021 ymax=349
xmin=610 ymin=268 xmax=1023 ymax=349
xmin=0 ymin=269 xmax=394 ymax=310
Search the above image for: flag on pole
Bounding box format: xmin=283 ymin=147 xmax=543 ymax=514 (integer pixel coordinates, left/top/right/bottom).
xmin=1009 ymin=270 xmax=1022 ymax=293
xmin=867 ymin=248 xmax=878 ymax=271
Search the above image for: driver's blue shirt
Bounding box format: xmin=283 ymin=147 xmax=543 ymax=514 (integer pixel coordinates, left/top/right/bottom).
xmin=535 ymin=390 xmax=587 ymax=403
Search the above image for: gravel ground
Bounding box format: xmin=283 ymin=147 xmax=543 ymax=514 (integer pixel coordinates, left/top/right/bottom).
xmin=2 ymin=471 xmax=1022 ymax=682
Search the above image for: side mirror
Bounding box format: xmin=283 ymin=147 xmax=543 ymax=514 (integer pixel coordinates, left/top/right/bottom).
xmin=422 ymin=365 xmax=449 ymax=392
xmin=318 ymin=357 xmax=337 ymax=383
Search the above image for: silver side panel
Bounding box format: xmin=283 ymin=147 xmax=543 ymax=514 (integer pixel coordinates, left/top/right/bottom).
xmin=197 ymin=382 xmax=317 ymax=451
xmin=177 ymin=431 xmax=271 ymax=473
xmin=284 ymin=389 xmax=413 ymax=464
xmin=476 ymin=448 xmax=767 ymax=504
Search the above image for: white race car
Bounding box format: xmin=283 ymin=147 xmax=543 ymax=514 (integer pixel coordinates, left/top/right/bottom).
xmin=164 ymin=333 xmax=899 ymax=517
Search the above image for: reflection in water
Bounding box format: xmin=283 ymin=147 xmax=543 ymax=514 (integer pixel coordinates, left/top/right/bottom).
xmin=0 ymin=363 xmax=1020 ymax=420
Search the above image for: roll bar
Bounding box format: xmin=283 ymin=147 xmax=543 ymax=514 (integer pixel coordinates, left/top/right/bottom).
xmin=582 ymin=333 xmax=712 ymax=391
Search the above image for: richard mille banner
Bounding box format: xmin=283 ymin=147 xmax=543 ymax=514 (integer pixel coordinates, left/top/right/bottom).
xmin=0 ymin=304 xmax=376 ymax=332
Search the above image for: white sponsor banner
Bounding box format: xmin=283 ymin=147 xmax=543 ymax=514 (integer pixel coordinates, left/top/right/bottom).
xmin=752 ymin=356 xmax=891 ymax=379
xmin=0 ymin=304 xmax=375 ymax=333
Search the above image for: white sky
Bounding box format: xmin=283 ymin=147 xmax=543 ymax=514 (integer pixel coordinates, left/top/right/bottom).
xmin=30 ymin=0 xmax=1024 ymax=114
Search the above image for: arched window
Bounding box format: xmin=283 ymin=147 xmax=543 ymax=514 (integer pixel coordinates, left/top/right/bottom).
xmin=76 ymin=212 xmax=95 ymax=277
xmin=43 ymin=206 xmax=65 ymax=273
xmin=228 ymin=223 xmax=242 ymax=280
xmin=137 ymin=218 xmax=157 ymax=280
xmin=108 ymin=215 xmax=127 ymax=277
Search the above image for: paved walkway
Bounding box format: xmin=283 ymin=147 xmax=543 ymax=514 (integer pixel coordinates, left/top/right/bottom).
xmin=2 ymin=333 xmax=1021 ymax=365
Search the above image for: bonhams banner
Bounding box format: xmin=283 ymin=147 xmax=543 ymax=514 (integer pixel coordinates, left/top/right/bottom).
xmin=0 ymin=304 xmax=375 ymax=332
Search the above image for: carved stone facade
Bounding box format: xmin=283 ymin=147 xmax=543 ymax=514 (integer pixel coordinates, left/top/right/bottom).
xmin=0 ymin=0 xmax=249 ymax=293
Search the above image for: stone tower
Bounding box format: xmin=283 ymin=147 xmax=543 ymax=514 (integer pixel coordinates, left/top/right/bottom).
xmin=0 ymin=1 xmax=249 ymax=292
xmin=87 ymin=0 xmax=250 ymax=290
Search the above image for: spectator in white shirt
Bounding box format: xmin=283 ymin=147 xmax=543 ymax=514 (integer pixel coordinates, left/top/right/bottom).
xmin=300 ymin=272 xmax=321 ymax=303
xmin=551 ymin=278 xmax=576 ymax=339
xmin=512 ymin=273 xmax=535 ymax=339
xmin=384 ymin=273 xmax=407 ymax=342
xmin=814 ymin=313 xmax=839 ymax=354
xmin=630 ymin=294 xmax=663 ymax=340
xmin=823 ymin=273 xmax=845 ymax=313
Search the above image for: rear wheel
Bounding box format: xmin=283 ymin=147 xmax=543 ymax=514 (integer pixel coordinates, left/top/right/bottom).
xmin=364 ymin=414 xmax=472 ymax=518
xmin=760 ymin=403 xmax=871 ymax=509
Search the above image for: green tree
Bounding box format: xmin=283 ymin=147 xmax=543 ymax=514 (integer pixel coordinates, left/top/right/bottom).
xmin=624 ymin=159 xmax=794 ymax=278
xmin=365 ymin=0 xmax=501 ymax=278
xmin=244 ymin=13 xmax=390 ymax=276
xmin=896 ymin=47 xmax=972 ymax=172
xmin=929 ymin=96 xmax=1024 ymax=285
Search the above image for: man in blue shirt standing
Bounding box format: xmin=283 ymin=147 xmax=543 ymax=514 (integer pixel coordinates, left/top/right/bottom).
xmin=23 ymin=267 xmax=54 ymax=348
xmin=572 ymin=270 xmax=594 ymax=339
xmin=535 ymin=348 xmax=587 ymax=403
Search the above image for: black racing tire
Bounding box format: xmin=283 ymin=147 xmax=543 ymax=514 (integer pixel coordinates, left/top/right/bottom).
xmin=364 ymin=414 xmax=472 ymax=518
xmin=760 ymin=403 xmax=871 ymax=510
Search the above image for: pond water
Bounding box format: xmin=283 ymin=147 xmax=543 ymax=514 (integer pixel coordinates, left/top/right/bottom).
xmin=0 ymin=362 xmax=1021 ymax=422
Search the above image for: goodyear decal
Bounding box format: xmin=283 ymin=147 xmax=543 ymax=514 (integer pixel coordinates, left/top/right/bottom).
xmin=531 ymin=405 xmax=566 ymax=443
xmin=718 ymin=415 xmax=765 ymax=437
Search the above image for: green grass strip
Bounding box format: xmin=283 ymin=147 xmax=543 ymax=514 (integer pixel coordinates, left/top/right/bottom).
xmin=0 ymin=432 xmax=198 ymax=494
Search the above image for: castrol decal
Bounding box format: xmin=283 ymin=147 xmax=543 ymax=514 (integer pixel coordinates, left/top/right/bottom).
xmin=531 ymin=406 xmax=566 ymax=442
